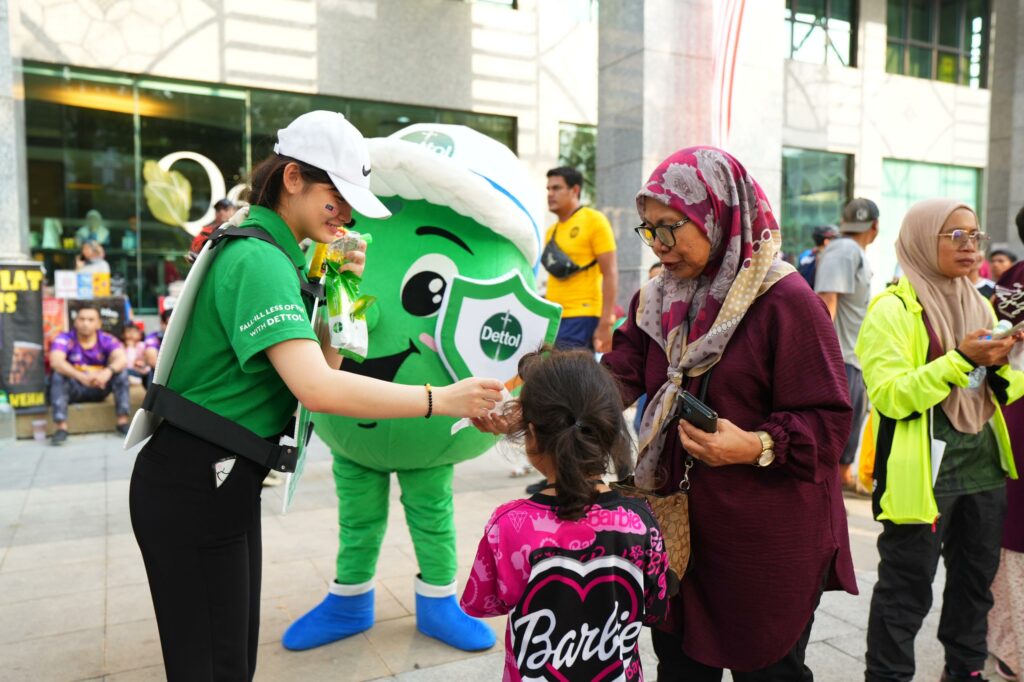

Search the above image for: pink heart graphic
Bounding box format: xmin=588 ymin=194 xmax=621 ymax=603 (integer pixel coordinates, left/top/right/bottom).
xmin=522 ymin=573 xmax=638 ymax=620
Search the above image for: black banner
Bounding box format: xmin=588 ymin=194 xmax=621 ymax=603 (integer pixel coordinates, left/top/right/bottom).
xmin=0 ymin=262 xmax=46 ymax=411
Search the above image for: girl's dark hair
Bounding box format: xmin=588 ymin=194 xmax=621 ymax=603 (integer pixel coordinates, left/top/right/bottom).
xmin=244 ymin=154 xmax=333 ymax=210
xmin=506 ymin=349 xmax=631 ymax=521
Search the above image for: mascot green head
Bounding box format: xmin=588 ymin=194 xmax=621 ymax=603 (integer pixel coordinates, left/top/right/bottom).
xmin=315 ymin=124 xmax=542 ymax=470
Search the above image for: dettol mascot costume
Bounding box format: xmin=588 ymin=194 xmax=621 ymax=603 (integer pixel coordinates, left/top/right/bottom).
xmin=283 ymin=124 xmax=552 ymax=652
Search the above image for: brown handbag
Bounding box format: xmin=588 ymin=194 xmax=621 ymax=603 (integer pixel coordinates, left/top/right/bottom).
xmin=611 ymin=372 xmax=710 ymax=597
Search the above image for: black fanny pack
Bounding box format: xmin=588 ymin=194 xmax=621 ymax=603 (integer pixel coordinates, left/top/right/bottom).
xmin=541 ymin=223 xmax=597 ymax=280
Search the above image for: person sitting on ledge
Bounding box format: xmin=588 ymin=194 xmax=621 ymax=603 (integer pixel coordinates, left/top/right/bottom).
xmin=48 ymin=304 xmax=130 ymax=445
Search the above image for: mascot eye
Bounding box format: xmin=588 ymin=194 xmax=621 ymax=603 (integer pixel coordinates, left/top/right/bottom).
xmin=400 ymin=254 xmax=458 ymax=317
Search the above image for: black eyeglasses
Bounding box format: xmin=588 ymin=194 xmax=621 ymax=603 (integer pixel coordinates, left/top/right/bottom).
xmin=634 ymin=218 xmax=691 ymax=248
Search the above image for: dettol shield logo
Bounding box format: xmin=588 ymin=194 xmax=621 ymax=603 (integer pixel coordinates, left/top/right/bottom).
xmin=480 ymin=312 xmax=522 ymax=361
xmin=400 ymin=130 xmax=455 ymax=158
xmin=435 ymin=272 xmax=562 ymax=384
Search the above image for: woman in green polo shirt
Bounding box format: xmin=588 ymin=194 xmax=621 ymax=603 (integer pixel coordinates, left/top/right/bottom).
xmin=128 ymin=111 xmax=503 ymax=682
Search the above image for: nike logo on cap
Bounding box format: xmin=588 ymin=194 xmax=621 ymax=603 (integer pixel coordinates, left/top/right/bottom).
xmin=362 ymin=165 xmax=371 ymax=176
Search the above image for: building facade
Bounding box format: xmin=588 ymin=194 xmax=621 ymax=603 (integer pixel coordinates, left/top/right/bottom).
xmin=3 ymin=0 xmax=1023 ymax=309
xmin=781 ymin=0 xmax=995 ymax=291
xmin=598 ymin=0 xmax=1015 ymax=299
xmin=5 ymin=0 xmax=599 ymax=310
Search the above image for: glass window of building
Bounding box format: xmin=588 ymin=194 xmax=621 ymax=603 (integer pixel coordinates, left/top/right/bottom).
xmin=22 ymin=61 xmax=516 ymax=313
xmin=886 ymin=0 xmax=988 ymax=87
xmin=780 ymin=148 xmax=853 ymax=258
xmin=784 ymin=0 xmax=857 ymax=66
xmin=876 ymin=158 xmax=981 ymax=290
xmin=557 ymin=122 xmax=597 ymax=205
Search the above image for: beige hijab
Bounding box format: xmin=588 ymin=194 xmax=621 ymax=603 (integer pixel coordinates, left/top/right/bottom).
xmin=895 ymin=198 xmax=993 ymax=434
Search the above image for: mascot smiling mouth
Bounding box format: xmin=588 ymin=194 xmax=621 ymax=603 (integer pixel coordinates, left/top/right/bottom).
xmin=341 ymin=340 xmax=421 ymax=429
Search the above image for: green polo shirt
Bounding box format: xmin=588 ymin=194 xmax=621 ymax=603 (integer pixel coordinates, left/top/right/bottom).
xmin=166 ymin=206 xmax=318 ymax=438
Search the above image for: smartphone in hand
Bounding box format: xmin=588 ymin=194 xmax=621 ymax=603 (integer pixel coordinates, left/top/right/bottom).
xmin=674 ymin=391 xmax=718 ymax=433
xmin=991 ymin=320 xmax=1024 ymax=340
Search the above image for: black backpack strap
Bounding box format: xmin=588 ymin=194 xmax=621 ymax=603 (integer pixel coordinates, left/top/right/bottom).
xmin=208 ymin=225 xmax=325 ymax=303
xmin=280 ymin=414 xmax=316 ymax=444
xmin=208 ymin=224 xmax=278 ymax=250
xmin=143 ymin=384 xmax=299 ymax=472
xmin=300 ymin=279 xmax=326 ymax=302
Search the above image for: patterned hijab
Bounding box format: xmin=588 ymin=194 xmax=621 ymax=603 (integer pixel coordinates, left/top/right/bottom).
xmin=633 ymin=147 xmax=795 ymax=489
xmin=896 ymin=199 xmax=993 ymax=434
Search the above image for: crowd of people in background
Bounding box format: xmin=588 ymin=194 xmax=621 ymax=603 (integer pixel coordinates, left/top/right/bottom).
xmin=44 ymin=119 xmax=1024 ymax=681
xmin=513 ymin=150 xmax=1024 ymax=681
xmin=43 ymin=195 xmax=239 ymax=446
xmin=478 ymin=147 xmax=1024 ymax=681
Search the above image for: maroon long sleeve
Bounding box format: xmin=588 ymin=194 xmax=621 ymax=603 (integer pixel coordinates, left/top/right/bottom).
xmin=996 ymin=261 xmax=1024 ymax=553
xmin=602 ymin=273 xmax=857 ymax=671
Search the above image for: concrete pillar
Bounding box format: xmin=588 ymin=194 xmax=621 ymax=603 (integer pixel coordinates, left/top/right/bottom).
xmin=987 ymin=0 xmax=1024 ymax=253
xmin=0 ymin=0 xmax=30 ymax=261
xmin=596 ymin=0 xmax=649 ymax=307
xmin=597 ymin=0 xmax=784 ymax=308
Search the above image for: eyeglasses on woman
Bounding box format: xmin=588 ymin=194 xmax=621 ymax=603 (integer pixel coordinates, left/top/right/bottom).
xmin=634 ymin=218 xmax=691 ymax=248
xmin=937 ymin=229 xmax=990 ymax=248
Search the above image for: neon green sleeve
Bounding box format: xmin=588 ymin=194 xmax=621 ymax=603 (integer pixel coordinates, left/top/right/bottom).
xmin=995 ymin=363 xmax=1024 ymax=405
xmin=856 ymin=295 xmax=972 ymax=420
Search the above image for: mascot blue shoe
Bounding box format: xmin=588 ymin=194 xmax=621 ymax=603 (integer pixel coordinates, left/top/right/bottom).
xmin=414 ymin=576 xmax=495 ymax=651
xmin=282 ymin=582 xmax=374 ymax=651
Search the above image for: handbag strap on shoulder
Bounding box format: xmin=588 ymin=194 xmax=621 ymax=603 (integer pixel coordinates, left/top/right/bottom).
xmin=696 ymin=369 xmax=713 ymax=402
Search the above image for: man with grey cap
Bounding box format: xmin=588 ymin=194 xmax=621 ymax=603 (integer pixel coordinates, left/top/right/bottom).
xmin=816 ymin=197 xmax=879 ymax=490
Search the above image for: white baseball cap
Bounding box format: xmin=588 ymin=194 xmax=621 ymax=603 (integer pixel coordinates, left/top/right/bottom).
xmin=274 ymin=111 xmax=391 ymax=219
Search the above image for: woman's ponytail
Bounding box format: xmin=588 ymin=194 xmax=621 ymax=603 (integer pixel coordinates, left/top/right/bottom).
xmin=547 ymin=421 xmax=601 ymax=520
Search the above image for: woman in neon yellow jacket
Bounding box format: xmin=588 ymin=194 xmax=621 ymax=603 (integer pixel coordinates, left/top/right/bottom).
xmin=857 ymin=198 xmax=1024 ymax=682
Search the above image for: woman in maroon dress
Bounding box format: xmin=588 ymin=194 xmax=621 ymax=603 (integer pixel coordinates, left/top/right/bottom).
xmin=989 ymin=209 xmax=1024 ymax=681
xmin=601 ymin=147 xmax=857 ymax=680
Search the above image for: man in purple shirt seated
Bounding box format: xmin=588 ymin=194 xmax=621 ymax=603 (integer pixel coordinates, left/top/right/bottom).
xmin=49 ymin=304 xmax=130 ymax=445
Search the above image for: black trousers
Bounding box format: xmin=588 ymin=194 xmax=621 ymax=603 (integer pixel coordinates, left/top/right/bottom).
xmin=129 ymin=423 xmax=269 ymax=682
xmin=865 ymin=487 xmax=1007 ymax=682
xmin=652 ymin=615 xmax=816 ymax=681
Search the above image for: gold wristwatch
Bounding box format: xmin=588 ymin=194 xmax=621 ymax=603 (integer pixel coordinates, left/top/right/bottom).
xmin=753 ymin=430 xmax=775 ymax=467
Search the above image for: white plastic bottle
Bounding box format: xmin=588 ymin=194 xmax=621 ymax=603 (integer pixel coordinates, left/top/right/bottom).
xmin=994 ymin=320 xmax=1013 ymax=337
xmin=0 ymin=391 xmax=16 ymax=444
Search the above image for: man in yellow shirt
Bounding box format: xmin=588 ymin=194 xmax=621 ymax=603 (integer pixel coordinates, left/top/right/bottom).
xmin=542 ymin=166 xmax=618 ymax=352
